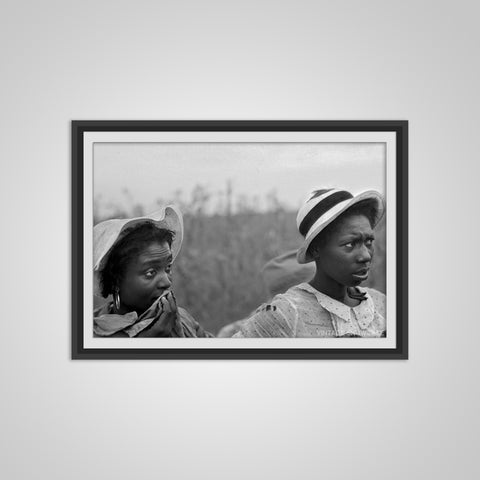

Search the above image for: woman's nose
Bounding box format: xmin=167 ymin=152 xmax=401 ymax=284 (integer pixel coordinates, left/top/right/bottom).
xmin=357 ymin=244 xmax=372 ymax=263
xmin=156 ymin=271 xmax=172 ymax=289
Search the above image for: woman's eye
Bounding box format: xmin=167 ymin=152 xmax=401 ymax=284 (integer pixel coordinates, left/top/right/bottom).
xmin=165 ymin=264 xmax=173 ymax=274
xmin=144 ymin=269 xmax=156 ymax=279
xmin=365 ymin=238 xmax=374 ymax=247
xmin=344 ymin=242 xmax=353 ymax=248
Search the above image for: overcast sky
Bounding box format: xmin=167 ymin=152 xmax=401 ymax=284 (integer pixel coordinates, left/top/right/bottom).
xmin=94 ymin=142 xmax=385 ymax=215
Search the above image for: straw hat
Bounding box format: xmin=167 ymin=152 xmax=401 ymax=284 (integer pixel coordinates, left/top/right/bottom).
xmin=93 ymin=205 xmax=183 ymax=296
xmin=296 ymin=188 xmax=385 ymax=264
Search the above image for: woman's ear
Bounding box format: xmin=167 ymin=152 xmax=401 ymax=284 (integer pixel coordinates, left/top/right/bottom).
xmin=308 ymin=236 xmax=326 ymax=260
xmin=307 ymin=244 xmax=319 ymax=260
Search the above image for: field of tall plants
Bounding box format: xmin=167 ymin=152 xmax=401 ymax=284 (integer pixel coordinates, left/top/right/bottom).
xmin=94 ymin=184 xmax=386 ymax=335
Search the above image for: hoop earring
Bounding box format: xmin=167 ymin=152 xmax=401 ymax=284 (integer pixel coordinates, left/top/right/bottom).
xmin=113 ymin=289 xmax=121 ymax=312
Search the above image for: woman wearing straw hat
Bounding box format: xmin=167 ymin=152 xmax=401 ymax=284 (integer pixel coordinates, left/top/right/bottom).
xmin=234 ymin=188 xmax=387 ymax=338
xmin=93 ymin=205 xmax=212 ymax=337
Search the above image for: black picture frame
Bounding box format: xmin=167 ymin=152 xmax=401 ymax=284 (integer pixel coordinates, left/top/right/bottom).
xmin=72 ymin=120 xmax=408 ymax=359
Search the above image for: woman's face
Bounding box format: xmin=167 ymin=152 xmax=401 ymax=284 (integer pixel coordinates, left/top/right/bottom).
xmin=313 ymin=213 xmax=375 ymax=287
xmin=117 ymin=240 xmax=173 ymax=314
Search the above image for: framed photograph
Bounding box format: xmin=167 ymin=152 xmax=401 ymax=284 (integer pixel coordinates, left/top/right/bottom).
xmin=72 ymin=121 xmax=407 ymax=359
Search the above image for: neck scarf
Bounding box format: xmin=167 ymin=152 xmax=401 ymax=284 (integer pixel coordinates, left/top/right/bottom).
xmin=94 ymin=295 xmax=187 ymax=337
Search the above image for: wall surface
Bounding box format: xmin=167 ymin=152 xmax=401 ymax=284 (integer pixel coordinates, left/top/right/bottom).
xmin=1 ymin=1 xmax=479 ymax=479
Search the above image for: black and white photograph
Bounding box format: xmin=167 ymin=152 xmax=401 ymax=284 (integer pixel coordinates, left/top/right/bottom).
xmin=73 ymin=121 xmax=407 ymax=359
xmin=6 ymin=2 xmax=480 ymax=479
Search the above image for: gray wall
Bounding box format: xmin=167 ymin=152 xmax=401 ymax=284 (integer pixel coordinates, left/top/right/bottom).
xmin=1 ymin=1 xmax=478 ymax=479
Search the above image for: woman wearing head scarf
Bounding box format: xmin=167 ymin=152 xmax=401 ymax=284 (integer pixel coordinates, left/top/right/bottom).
xmin=93 ymin=205 xmax=212 ymax=337
xmin=234 ymin=188 xmax=386 ymax=338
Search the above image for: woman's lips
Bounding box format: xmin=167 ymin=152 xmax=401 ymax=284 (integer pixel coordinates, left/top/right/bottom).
xmin=352 ymin=268 xmax=369 ymax=280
